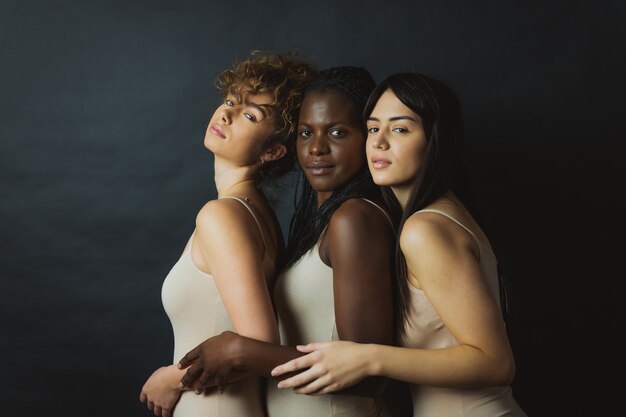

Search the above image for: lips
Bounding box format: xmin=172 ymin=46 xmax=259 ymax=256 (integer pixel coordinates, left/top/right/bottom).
xmin=305 ymin=160 xmax=335 ymax=176
xmin=209 ymin=124 xmax=226 ymax=139
xmin=370 ymin=157 xmax=391 ymax=169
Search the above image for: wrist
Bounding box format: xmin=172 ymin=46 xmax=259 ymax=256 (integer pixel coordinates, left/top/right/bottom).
xmin=168 ymin=364 xmax=186 ymax=390
xmin=223 ymin=331 xmax=246 ymax=368
xmin=366 ymin=344 xmax=382 ymax=377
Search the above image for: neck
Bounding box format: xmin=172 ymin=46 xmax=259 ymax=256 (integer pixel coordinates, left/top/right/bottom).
xmin=391 ymin=185 xmax=412 ymax=210
xmin=213 ymin=156 xmax=260 ymax=197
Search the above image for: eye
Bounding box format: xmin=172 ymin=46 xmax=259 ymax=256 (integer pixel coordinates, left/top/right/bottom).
xmin=243 ymin=113 xmax=258 ymax=122
xmin=367 ymin=127 xmax=379 ymax=134
xmin=299 ymin=129 xmax=312 ymax=138
xmin=392 ymin=127 xmax=409 ymax=133
xmin=329 ymin=129 xmax=345 ymax=138
xmin=224 ymin=99 xmax=234 ymax=107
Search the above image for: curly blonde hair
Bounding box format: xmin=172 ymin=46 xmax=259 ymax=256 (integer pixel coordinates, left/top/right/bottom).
xmin=215 ymin=51 xmax=318 ymax=179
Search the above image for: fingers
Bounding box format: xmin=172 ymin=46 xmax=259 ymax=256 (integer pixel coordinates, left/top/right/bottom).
xmin=195 ymin=370 xmax=213 ymax=394
xmin=276 ymin=365 xmax=327 ymax=390
xmin=179 ymin=363 xmax=203 ymax=389
xmin=139 ymin=391 xmax=147 ymax=403
xmin=293 ymin=374 xmax=334 ymax=395
xmin=295 ymin=342 xmax=322 ymax=353
xmin=178 ymin=346 xmax=200 ymax=369
xmin=153 ymin=405 xmax=162 ymax=416
xmin=147 ymin=400 xmax=155 ymax=411
xmin=215 ymin=374 xmax=228 ymax=394
xmin=162 ymin=408 xmax=172 ymax=417
xmin=271 ymin=352 xmax=318 ymax=377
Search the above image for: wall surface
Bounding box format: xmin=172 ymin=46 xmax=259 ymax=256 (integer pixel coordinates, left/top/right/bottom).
xmin=1 ymin=1 xmax=624 ymax=415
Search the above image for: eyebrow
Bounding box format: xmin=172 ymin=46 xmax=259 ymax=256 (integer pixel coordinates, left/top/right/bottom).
xmin=298 ymin=120 xmax=353 ymax=127
xmin=245 ymin=100 xmax=272 ymax=118
xmin=367 ymin=115 xmax=419 ymax=122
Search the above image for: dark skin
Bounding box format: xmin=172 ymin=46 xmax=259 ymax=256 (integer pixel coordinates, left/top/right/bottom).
xmin=178 ymin=89 xmax=395 ymax=397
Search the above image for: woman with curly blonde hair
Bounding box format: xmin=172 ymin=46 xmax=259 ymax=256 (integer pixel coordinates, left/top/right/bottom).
xmin=139 ymin=50 xmax=316 ymax=417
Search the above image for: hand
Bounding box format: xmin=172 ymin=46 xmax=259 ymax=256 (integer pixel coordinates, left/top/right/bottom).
xmin=139 ymin=365 xmax=184 ymax=417
xmin=177 ymin=331 xmax=240 ymax=393
xmin=270 ymin=341 xmax=373 ymax=395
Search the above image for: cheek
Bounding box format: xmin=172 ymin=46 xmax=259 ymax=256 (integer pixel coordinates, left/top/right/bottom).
xmin=296 ymin=141 xmax=307 ymax=163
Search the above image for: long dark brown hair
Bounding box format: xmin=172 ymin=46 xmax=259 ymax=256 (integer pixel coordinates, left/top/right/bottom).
xmin=363 ymin=73 xmax=475 ymax=335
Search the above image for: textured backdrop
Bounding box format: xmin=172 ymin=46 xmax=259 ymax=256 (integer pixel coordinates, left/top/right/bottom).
xmin=1 ymin=1 xmax=624 ymax=416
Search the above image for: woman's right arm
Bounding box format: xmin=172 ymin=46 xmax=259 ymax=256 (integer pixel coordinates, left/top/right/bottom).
xmin=177 ymin=331 xmax=304 ymax=392
xmin=272 ymin=213 xmax=515 ymax=392
xmin=177 ymin=198 xmax=307 ymax=391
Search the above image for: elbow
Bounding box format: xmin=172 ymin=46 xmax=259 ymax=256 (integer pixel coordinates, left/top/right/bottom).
xmin=490 ymin=353 xmax=516 ymax=386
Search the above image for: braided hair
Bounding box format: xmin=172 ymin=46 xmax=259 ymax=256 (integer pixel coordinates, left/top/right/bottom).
xmin=282 ymin=67 xmax=380 ymax=269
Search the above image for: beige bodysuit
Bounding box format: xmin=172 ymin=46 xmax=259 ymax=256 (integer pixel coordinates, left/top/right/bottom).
xmin=401 ymin=209 xmax=527 ymax=417
xmin=267 ymin=199 xmax=391 ymax=417
xmin=161 ymin=196 xmax=267 ymax=417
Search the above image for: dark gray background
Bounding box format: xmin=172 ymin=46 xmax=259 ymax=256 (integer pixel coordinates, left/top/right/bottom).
xmin=1 ymin=1 xmax=624 ymax=416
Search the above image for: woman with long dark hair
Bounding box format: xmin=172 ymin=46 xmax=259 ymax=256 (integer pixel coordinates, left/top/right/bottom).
xmin=271 ymin=73 xmax=528 ymax=417
xmin=176 ymin=67 xmax=397 ymax=417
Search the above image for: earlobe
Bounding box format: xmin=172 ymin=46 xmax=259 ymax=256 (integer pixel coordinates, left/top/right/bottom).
xmin=262 ymin=144 xmax=287 ymax=162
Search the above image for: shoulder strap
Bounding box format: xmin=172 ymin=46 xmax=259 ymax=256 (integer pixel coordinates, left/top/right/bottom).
xmin=415 ymin=208 xmax=482 ymax=258
xmin=361 ymin=198 xmax=394 ymax=230
xmin=221 ymin=196 xmax=267 ymax=256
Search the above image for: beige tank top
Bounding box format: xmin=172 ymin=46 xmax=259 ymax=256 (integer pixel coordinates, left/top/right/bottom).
xmin=161 ymin=196 xmax=268 ymax=417
xmin=401 ymin=208 xmax=527 ymax=417
xmin=267 ymin=198 xmax=392 ymax=417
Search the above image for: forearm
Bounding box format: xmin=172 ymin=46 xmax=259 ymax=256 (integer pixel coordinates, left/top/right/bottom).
xmin=328 ymin=343 xmax=386 ymax=397
xmin=232 ymin=334 xmax=304 ymax=379
xmin=370 ymin=343 xmax=514 ymax=388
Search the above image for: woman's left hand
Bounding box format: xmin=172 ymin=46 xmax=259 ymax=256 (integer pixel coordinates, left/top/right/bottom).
xmin=178 ymin=331 xmax=241 ymax=393
xmin=271 ymin=341 xmax=374 ymax=395
xmin=139 ymin=365 xmax=184 ymax=417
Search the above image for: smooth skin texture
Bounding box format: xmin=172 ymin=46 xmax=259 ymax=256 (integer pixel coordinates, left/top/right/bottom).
xmin=177 ymin=89 xmax=394 ymax=397
xmin=271 ymin=90 xmax=515 ymax=395
xmin=297 ymin=90 xmax=367 ymax=206
xmin=140 ymin=90 xmax=286 ymax=417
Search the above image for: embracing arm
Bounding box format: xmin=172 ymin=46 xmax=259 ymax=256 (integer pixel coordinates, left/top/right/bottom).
xmin=273 ymin=211 xmax=515 ymax=392
xmin=177 ymin=199 xmax=281 ymax=391
xmin=363 ymin=213 xmax=515 ymax=388
xmin=273 ymin=199 xmax=395 ymax=396
xmin=178 ymin=330 xmax=308 ymax=392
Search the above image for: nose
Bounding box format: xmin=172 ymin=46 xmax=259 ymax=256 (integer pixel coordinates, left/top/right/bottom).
xmin=220 ymin=106 xmax=233 ymax=125
xmin=368 ymin=130 xmax=389 ymax=150
xmin=309 ymin=133 xmax=330 ymax=155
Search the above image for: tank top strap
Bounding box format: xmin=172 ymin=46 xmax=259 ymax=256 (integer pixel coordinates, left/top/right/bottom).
xmin=361 ymin=198 xmax=394 ymax=230
xmin=415 ymin=208 xmax=481 ymax=255
xmin=220 ymin=196 xmax=267 ymax=256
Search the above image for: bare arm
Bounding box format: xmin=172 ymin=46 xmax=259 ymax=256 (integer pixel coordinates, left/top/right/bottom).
xmin=273 ymin=211 xmax=514 ymax=391
xmin=195 ymin=199 xmax=279 ymax=344
xmin=273 ymin=199 xmax=395 ymax=396
xmin=368 ymin=213 xmax=515 ymax=388
xmin=177 ymin=199 xmax=281 ymax=390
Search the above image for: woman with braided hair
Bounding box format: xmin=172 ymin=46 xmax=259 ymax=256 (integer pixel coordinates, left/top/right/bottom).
xmin=271 ymin=73 xmax=528 ymax=417
xmin=176 ymin=67 xmax=398 ymax=417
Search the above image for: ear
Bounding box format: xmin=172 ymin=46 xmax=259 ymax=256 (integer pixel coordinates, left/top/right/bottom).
xmin=260 ymin=143 xmax=287 ymax=163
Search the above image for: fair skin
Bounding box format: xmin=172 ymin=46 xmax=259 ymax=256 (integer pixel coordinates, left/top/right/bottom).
xmin=270 ymin=90 xmax=515 ymax=395
xmin=175 ymin=87 xmax=394 ymax=399
xmin=139 ymin=89 xmax=286 ymax=417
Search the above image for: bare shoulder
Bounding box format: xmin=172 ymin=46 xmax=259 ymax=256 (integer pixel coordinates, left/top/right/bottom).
xmin=400 ymin=211 xmax=473 ymax=258
xmin=328 ymin=198 xmax=391 ymax=234
xmin=195 ymin=198 xmax=254 ymax=234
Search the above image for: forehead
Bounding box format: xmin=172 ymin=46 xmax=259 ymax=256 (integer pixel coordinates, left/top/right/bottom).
xmin=370 ymin=90 xmax=417 ymax=117
xmin=236 ymin=89 xmax=274 ymax=107
xmin=299 ymin=90 xmax=359 ymax=123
